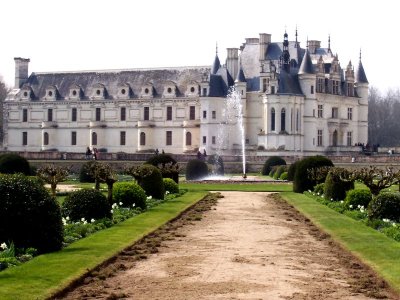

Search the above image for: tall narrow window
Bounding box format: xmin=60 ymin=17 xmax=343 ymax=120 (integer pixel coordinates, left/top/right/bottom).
xmin=92 ymin=132 xmax=97 ymax=145
xmin=120 ymin=131 xmax=126 ymax=145
xmin=270 ymin=86 xmax=275 ymax=94
xmin=22 ymin=132 xmax=27 ymax=145
xmin=71 ymin=131 xmax=77 ymax=145
xmin=311 ymin=85 xmax=314 ymax=94
xmin=166 ymin=106 xmax=172 ymax=120
xmin=271 ymin=108 xmax=275 ymax=131
xmin=281 ymin=108 xmax=286 ymax=132
xmin=332 ymin=107 xmax=338 ymax=118
xmin=144 ymin=107 xmax=149 ymax=120
xmin=347 ymin=131 xmax=352 ymax=146
xmin=203 ymin=110 xmax=207 ymax=119
xmin=317 ymin=130 xmax=323 ymax=146
xmin=186 ymin=132 xmax=192 ymax=146
xmin=189 ymin=106 xmax=195 ymax=120
xmin=262 ymin=78 xmax=267 ymax=92
xmin=318 ymin=105 xmax=323 ymax=118
xmin=212 ymin=111 xmax=216 ymax=119
xmin=212 ymin=136 xmax=216 ymax=144
xmin=96 ymin=108 xmax=101 ymax=121
xmin=347 ymin=107 xmax=353 ymax=120
xmin=72 ymin=108 xmax=77 ymax=122
xmin=140 ymin=132 xmax=146 ymax=145
xmin=121 ymin=107 xmax=126 ymax=121
xmin=43 ymin=132 xmax=49 ymax=145
xmin=23 ymin=109 xmax=28 ymax=122
xmin=296 ymin=109 xmax=300 ymax=132
xmin=202 ymin=136 xmax=207 ymax=144
xmin=166 ymin=131 xmax=172 ymax=145
xmin=202 ymin=88 xmax=207 ymax=96
xmin=47 ymin=109 xmax=53 ymax=122
xmin=332 ymin=80 xmax=339 ymax=94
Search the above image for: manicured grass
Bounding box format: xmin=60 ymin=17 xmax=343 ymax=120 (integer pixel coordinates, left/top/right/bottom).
xmin=181 ymin=182 xmax=292 ymax=192
xmin=281 ymin=191 xmax=400 ymax=293
xmin=0 ymin=191 xmax=208 ymax=300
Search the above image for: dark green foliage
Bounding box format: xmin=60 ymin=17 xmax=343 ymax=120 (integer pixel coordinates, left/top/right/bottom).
xmin=146 ymin=154 xmax=179 ymax=183
xmin=112 ymin=182 xmax=147 ymax=209
xmin=163 ymin=178 xmax=179 ymax=194
xmin=79 ymin=161 xmax=97 ymax=183
xmin=287 ymin=161 xmax=300 ymax=181
xmin=62 ymin=189 xmax=111 ymax=221
xmin=313 ymin=183 xmax=325 ymax=195
xmin=146 ymin=153 xmax=177 ymax=166
xmin=185 ymin=159 xmax=208 ymax=180
xmin=207 ymin=154 xmax=224 ymax=175
xmin=273 ymin=165 xmax=286 ymax=180
xmin=280 ymin=172 xmax=288 ymax=180
xmin=345 ymin=189 xmax=372 ymax=209
xmin=293 ymin=156 xmax=334 ymax=193
xmin=261 ymin=156 xmax=286 ymax=175
xmin=0 ymin=174 xmax=63 ymax=253
xmin=0 ymin=153 xmax=31 ymax=175
xmin=323 ymin=171 xmax=354 ymax=201
xmin=268 ymin=169 xmax=275 ymax=177
xmin=368 ymin=192 xmax=400 ymax=221
xmin=133 ymin=164 xmax=165 ymax=200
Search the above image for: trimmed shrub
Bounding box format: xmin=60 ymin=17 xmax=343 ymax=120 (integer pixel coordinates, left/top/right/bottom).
xmin=280 ymin=172 xmax=288 ymax=181
xmin=186 ymin=159 xmax=208 ymax=180
xmin=323 ymin=171 xmax=354 ymax=201
xmin=261 ymin=156 xmax=286 ymax=175
xmin=163 ymin=178 xmax=179 ymax=194
xmin=0 ymin=153 xmax=31 ymax=175
xmin=368 ymin=192 xmax=400 ymax=221
xmin=0 ymin=174 xmax=63 ymax=253
xmin=146 ymin=154 xmax=179 ymax=183
xmin=313 ymin=183 xmax=325 ymax=195
xmin=269 ymin=169 xmax=275 ymax=177
xmin=112 ymin=182 xmax=147 ymax=209
xmin=345 ymin=189 xmax=372 ymax=209
xmin=79 ymin=161 xmax=97 ymax=183
xmin=134 ymin=164 xmax=165 ymax=200
xmin=287 ymin=161 xmax=300 ymax=181
xmin=62 ymin=189 xmax=111 ymax=221
xmin=207 ymin=154 xmax=224 ymax=176
xmin=293 ymin=156 xmax=334 ymax=193
xmin=273 ymin=165 xmax=286 ymax=180
xmin=146 ymin=153 xmax=177 ymax=166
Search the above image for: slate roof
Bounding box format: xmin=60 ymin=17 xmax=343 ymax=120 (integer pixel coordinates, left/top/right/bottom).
xmin=277 ymin=69 xmax=303 ymax=95
xmin=298 ymin=49 xmax=314 ymax=74
xmin=356 ymin=60 xmax=368 ymax=83
xmin=235 ymin=64 xmax=246 ymax=82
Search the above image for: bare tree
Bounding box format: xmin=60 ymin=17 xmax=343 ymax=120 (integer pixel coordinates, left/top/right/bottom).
xmin=353 ymin=166 xmax=399 ymax=196
xmin=0 ymin=76 xmax=11 ymax=144
xmin=36 ymin=164 xmax=70 ymax=197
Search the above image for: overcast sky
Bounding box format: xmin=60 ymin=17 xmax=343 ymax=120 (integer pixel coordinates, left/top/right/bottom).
xmin=0 ymin=0 xmax=398 ymax=92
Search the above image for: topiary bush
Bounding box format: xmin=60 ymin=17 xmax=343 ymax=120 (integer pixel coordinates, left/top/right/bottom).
xmin=112 ymin=182 xmax=147 ymax=209
xmin=186 ymin=159 xmax=208 ymax=180
xmin=163 ymin=178 xmax=179 ymax=194
xmin=0 ymin=174 xmax=63 ymax=253
xmin=62 ymin=189 xmax=111 ymax=221
xmin=79 ymin=161 xmax=97 ymax=183
xmin=368 ymin=192 xmax=400 ymax=221
xmin=207 ymin=154 xmax=224 ymax=176
xmin=0 ymin=153 xmax=31 ymax=175
xmin=323 ymin=171 xmax=354 ymax=201
xmin=287 ymin=161 xmax=300 ymax=181
xmin=273 ymin=165 xmax=286 ymax=180
xmin=133 ymin=164 xmax=165 ymax=200
xmin=293 ymin=156 xmax=334 ymax=193
xmin=261 ymin=156 xmax=286 ymax=175
xmin=280 ymin=172 xmax=288 ymax=181
xmin=345 ymin=189 xmax=372 ymax=209
xmin=313 ymin=182 xmax=325 ymax=195
xmin=146 ymin=154 xmax=179 ymax=183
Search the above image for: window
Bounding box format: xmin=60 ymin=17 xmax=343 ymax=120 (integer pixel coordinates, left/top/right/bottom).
xmin=166 ymin=131 xmax=172 ymax=145
xmin=347 ymin=83 xmax=354 ymax=97
xmin=72 ymin=108 xmax=77 ymax=122
xmin=92 ymin=132 xmax=97 ymax=145
xmin=23 ymin=109 xmax=28 ymax=122
xmin=189 ymin=106 xmax=195 ymax=120
xmin=311 ymin=85 xmax=314 ymax=94
xmin=47 ymin=109 xmax=53 ymax=122
xmin=212 ymin=136 xmax=216 ymax=144
xmin=140 ymin=132 xmax=146 ymax=145
xmin=186 ymin=132 xmax=192 ymax=146
xmin=43 ymin=132 xmax=49 ymax=145
xmin=331 ymin=107 xmax=338 ymax=119
xmin=317 ymin=78 xmax=324 ymax=93
xmin=203 ymin=110 xmax=207 ymax=119
xmin=202 ymin=88 xmax=207 ymax=96
xmin=71 ymin=131 xmax=77 ymax=145
xmin=332 ymin=80 xmax=339 ymax=95
xmin=281 ymin=108 xmax=286 ymax=132
xmin=121 ymin=107 xmax=126 ymax=121
xmin=202 ymin=136 xmax=207 ymax=144
xmin=317 ymin=105 xmax=323 ymax=118
xmin=271 ymin=108 xmax=275 ymax=131
xmin=166 ymin=106 xmax=172 ymax=120
xmin=270 ymin=86 xmax=275 ymax=94
xmin=120 ymin=131 xmax=126 ymax=145
xmin=96 ymin=108 xmax=101 ymax=121
xmin=317 ymin=129 xmax=323 ymax=146
xmin=347 ymin=131 xmax=352 ymax=146
xmin=22 ymin=132 xmax=27 ymax=145
xmin=212 ymin=111 xmax=216 ymax=119
xmin=262 ymin=78 xmax=268 ymax=92
xmin=296 ymin=109 xmax=300 ymax=132
xmin=144 ymin=107 xmax=149 ymax=120
xmin=347 ymin=107 xmax=353 ymax=120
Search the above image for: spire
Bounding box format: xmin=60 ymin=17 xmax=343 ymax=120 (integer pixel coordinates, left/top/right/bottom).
xmin=356 ymin=49 xmax=368 ymax=84
xmin=211 ymin=42 xmax=221 ymax=75
xmin=328 ymin=34 xmax=331 ymax=53
xmin=298 ymin=48 xmax=314 ymax=75
xmin=235 ymin=59 xmax=246 ymax=83
xmin=281 ymin=30 xmax=290 ymax=72
xmin=295 ymin=25 xmax=298 ymax=48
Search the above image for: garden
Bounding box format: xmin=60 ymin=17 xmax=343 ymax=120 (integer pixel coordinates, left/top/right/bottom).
xmin=0 ymin=153 xmax=399 ymax=299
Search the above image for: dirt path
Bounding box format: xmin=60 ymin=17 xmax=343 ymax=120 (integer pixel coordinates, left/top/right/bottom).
xmin=57 ymin=192 xmax=397 ymax=299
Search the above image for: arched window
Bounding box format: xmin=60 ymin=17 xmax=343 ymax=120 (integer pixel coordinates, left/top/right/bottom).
xmin=43 ymin=132 xmax=49 ymax=145
xmin=140 ymin=132 xmax=146 ymax=146
xmin=281 ymin=108 xmax=286 ymax=132
xmin=271 ymin=108 xmax=275 ymax=131
xmin=186 ymin=132 xmax=192 ymax=146
xmin=92 ymin=132 xmax=97 ymax=145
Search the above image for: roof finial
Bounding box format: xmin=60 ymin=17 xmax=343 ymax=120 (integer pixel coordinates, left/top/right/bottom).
xmin=306 ymin=36 xmax=309 ymax=49
xmin=295 ymin=25 xmax=298 ymax=48
xmin=359 ymin=48 xmax=362 ymax=60
xmin=216 ymin=42 xmax=218 ymax=55
xmin=328 ymin=34 xmax=331 ymax=53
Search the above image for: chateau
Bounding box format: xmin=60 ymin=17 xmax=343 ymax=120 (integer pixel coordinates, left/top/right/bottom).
xmin=3 ymin=31 xmax=368 ymax=156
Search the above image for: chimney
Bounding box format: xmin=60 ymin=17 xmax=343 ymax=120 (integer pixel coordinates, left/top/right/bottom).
xmin=226 ymin=48 xmax=239 ymax=80
xmin=259 ymin=33 xmax=271 ymax=61
xmin=14 ymin=57 xmax=30 ymax=88
xmin=307 ymin=40 xmax=321 ymax=54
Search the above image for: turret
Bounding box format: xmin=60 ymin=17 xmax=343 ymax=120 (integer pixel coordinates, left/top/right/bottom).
xmin=355 ymin=50 xmax=369 ymax=100
xmin=298 ymin=49 xmax=316 ymax=98
xmin=14 ymin=57 xmax=30 ymax=88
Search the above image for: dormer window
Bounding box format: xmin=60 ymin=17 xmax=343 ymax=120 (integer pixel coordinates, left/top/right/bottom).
xmin=44 ymin=85 xmax=58 ymax=101
xmin=92 ymin=83 xmax=107 ymax=100
xmin=186 ymin=81 xmax=200 ymax=97
xmin=69 ymin=84 xmax=83 ymax=100
xmin=163 ymin=81 xmax=177 ymax=98
xmin=141 ymin=83 xmax=154 ymax=98
xmin=20 ymin=86 xmax=33 ymax=101
xmin=117 ymin=83 xmax=132 ymax=99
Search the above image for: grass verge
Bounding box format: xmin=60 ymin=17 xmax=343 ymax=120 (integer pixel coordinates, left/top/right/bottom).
xmin=0 ymin=191 xmax=208 ymax=300
xmin=281 ymin=191 xmax=400 ymax=293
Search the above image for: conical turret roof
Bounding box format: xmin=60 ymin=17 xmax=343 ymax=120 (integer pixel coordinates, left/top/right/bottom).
xmin=298 ymin=49 xmax=314 ymax=74
xmin=356 ymin=60 xmax=368 ymax=84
